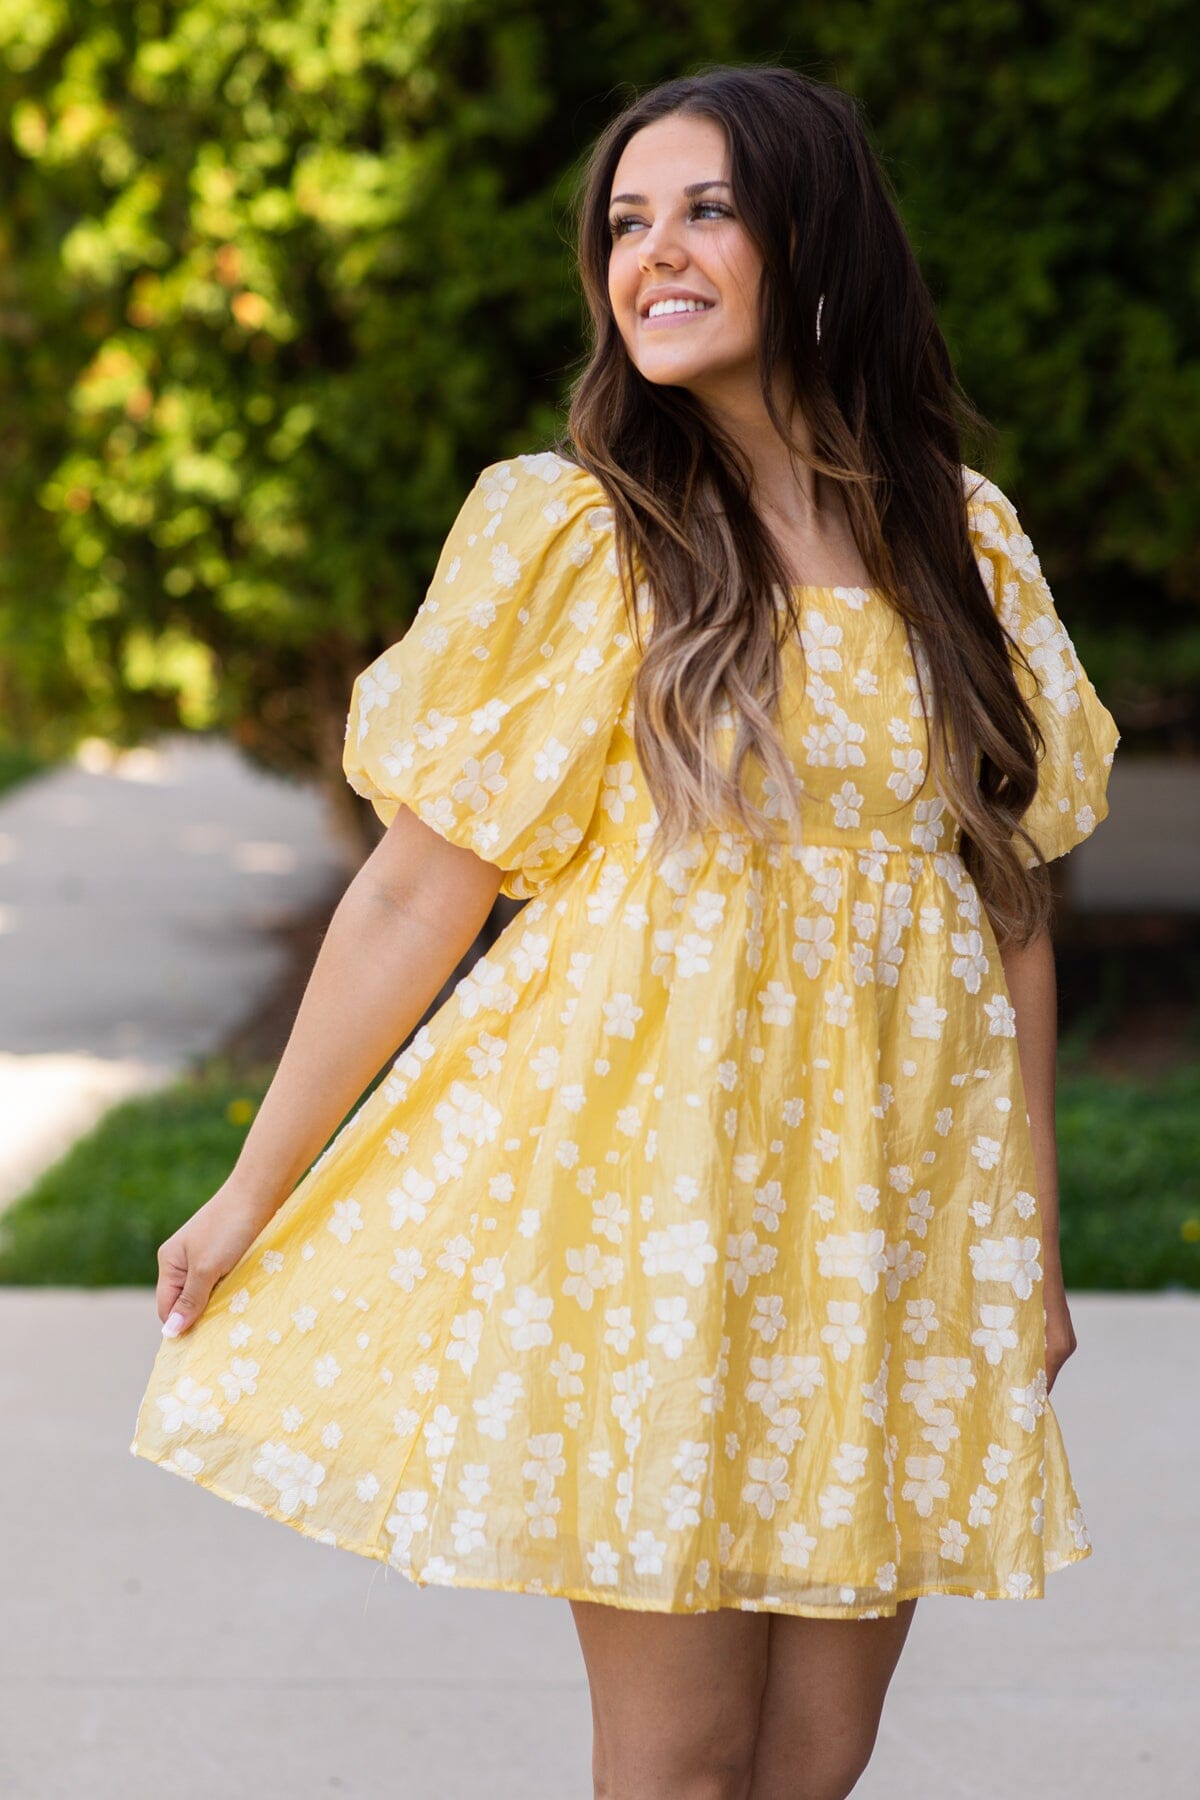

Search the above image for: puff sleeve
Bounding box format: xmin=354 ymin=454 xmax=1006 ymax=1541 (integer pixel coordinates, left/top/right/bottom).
xmin=965 ymin=469 xmax=1120 ymax=866
xmin=342 ymin=451 xmax=641 ymax=900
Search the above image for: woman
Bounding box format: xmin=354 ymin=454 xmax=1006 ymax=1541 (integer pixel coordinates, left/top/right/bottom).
xmin=131 ymin=65 xmax=1118 ymax=1799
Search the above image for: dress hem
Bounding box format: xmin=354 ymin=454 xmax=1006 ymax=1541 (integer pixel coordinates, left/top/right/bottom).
xmin=129 ymin=1436 xmax=1093 ymax=1623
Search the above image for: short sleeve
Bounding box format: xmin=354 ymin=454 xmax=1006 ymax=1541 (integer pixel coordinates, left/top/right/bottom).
xmin=342 ymin=451 xmax=640 ymax=900
xmin=965 ymin=469 xmax=1120 ymax=866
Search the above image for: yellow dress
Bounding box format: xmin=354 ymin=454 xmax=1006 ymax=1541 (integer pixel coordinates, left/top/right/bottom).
xmin=129 ymin=450 xmax=1119 ymax=1620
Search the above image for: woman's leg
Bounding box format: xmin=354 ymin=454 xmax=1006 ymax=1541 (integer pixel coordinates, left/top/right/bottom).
xmin=569 ymin=1598 xmax=771 ymax=1799
xmin=746 ymin=1599 xmax=918 ymax=1800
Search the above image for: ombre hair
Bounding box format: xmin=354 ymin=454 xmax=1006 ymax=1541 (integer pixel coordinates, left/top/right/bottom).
xmin=559 ymin=64 xmax=1051 ymax=944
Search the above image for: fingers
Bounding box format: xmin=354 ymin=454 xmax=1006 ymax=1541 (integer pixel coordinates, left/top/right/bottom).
xmin=156 ymin=1240 xmax=216 ymax=1338
xmin=160 ymin=1279 xmax=212 ymax=1338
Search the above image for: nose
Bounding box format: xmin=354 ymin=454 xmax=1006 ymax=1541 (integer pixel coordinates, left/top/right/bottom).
xmin=636 ymin=218 xmax=686 ymax=272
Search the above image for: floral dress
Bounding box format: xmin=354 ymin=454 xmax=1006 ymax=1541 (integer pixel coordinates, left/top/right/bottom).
xmin=130 ymin=450 xmax=1119 ymax=1620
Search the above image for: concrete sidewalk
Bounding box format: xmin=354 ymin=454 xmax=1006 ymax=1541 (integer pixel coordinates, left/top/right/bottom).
xmin=1069 ymin=759 xmax=1200 ymax=912
xmin=0 ymin=1289 xmax=1192 ymax=1799
xmin=0 ymin=736 xmax=348 ymax=1208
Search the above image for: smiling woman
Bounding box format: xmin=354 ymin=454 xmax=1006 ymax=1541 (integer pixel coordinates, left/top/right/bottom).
xmin=128 ymin=62 xmax=1117 ymax=1800
xmin=570 ymin=79 xmax=1079 ymax=945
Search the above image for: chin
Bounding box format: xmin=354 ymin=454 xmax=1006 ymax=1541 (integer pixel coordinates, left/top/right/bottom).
xmin=634 ymin=358 xmax=716 ymax=388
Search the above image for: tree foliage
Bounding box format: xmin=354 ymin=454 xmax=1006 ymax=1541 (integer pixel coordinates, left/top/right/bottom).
xmin=0 ymin=0 xmax=1196 ymax=828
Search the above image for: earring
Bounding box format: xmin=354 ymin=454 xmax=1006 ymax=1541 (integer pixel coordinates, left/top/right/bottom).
xmin=815 ymin=292 xmax=825 ymax=344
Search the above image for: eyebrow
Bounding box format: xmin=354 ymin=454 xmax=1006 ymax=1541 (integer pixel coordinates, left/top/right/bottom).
xmin=608 ymin=179 xmax=731 ymax=206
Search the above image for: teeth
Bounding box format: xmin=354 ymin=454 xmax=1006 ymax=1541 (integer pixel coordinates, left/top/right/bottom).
xmin=646 ymin=298 xmax=713 ymax=318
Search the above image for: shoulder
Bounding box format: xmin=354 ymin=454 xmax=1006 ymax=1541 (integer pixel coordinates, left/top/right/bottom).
xmin=960 ymin=465 xmax=1048 ymax=623
xmin=410 ymin=450 xmax=636 ymax=672
xmin=463 ymin=451 xmax=616 ymax=572
xmin=409 ymin=451 xmax=624 ymax=648
xmin=962 ymin=464 xmax=1019 ymax=533
xmin=960 ymin=466 xmax=1038 ymax=566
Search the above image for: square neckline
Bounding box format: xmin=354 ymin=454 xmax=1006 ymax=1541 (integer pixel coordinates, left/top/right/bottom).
xmin=788 ymin=583 xmax=884 ymax=597
xmin=555 ymin=458 xmax=884 ymax=601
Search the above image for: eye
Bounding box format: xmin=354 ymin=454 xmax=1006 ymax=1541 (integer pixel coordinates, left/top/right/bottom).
xmin=607 ymin=200 xmax=733 ymax=238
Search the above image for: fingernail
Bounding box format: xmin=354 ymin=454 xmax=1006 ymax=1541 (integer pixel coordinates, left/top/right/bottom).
xmin=162 ymin=1311 xmax=184 ymax=1338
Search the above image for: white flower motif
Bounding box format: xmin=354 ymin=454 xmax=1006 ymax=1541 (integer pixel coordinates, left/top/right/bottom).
xmin=907 ymin=995 xmax=947 ymax=1040
xmin=821 ymin=1299 xmax=867 ymax=1362
xmin=970 ymin=1135 xmax=1003 ymax=1172
xmin=157 ymin=1376 xmax=223 ymax=1437
xmin=815 ymin=1228 xmax=888 ymax=1294
xmin=825 ymin=981 xmax=852 ymax=1027
xmin=951 ymin=930 xmax=989 ymax=994
xmin=326 ymin=1198 xmax=364 ymax=1244
xmin=831 ymin=781 xmax=863 ymax=828
xmin=888 ymin=747 xmax=925 ymax=802
xmin=641 ymin=1219 xmax=718 ymax=1288
xmin=972 ymin=1303 xmax=1018 ymax=1365
xmin=902 ymin=1453 xmax=949 ymax=1518
xmin=501 ymin=1283 xmax=554 ymax=1349
xmin=742 ymin=1454 xmax=791 ymax=1519
xmin=793 ymin=915 xmax=836 ymax=978
xmin=800 ymin=608 xmax=843 ymax=671
xmin=602 ymin=991 xmax=644 ymax=1038
xmin=758 ymin=979 xmax=797 ymax=1026
xmin=984 ymin=993 xmax=1017 ymax=1036
xmin=804 ymin=704 xmax=867 ymax=769
xmin=563 ymin=1243 xmax=623 ymax=1310
xmin=778 ymin=1521 xmax=818 ymax=1567
xmin=819 ymin=1483 xmax=856 ymax=1527
xmin=969 ymin=1236 xmax=1042 ymax=1298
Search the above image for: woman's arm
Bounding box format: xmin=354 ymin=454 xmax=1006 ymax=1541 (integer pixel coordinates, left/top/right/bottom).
xmin=155 ymin=807 xmax=505 ymax=1336
xmin=995 ymin=925 xmax=1078 ymax=1394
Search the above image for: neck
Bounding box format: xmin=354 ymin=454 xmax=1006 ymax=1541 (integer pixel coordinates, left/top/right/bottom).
xmin=691 ymin=372 xmax=823 ymax=526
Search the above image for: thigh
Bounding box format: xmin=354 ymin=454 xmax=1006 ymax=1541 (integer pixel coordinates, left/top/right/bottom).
xmin=748 ymin=1600 xmax=918 ymax=1800
xmin=569 ymin=1598 xmax=771 ymax=1797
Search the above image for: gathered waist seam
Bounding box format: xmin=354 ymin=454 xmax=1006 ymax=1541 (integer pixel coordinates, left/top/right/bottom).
xmin=582 ymin=832 xmax=966 ymax=861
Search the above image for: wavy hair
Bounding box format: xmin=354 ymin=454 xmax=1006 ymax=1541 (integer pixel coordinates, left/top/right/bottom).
xmin=559 ymin=64 xmax=1050 ymax=944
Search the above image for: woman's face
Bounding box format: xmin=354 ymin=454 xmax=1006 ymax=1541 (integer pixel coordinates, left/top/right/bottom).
xmin=606 ymin=112 xmax=764 ymax=403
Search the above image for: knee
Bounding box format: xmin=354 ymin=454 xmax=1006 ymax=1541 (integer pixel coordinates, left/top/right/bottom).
xmin=750 ymin=1737 xmax=876 ymax=1800
xmin=815 ymin=1746 xmax=873 ymax=1800
xmin=594 ymin=1727 xmax=758 ymax=1799
xmin=827 ymin=1722 xmax=883 ymax=1798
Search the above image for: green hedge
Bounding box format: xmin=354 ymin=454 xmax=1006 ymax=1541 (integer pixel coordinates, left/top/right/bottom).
xmin=1056 ymin=1063 xmax=1200 ymax=1289
xmin=1 ymin=1 xmax=1196 ymax=792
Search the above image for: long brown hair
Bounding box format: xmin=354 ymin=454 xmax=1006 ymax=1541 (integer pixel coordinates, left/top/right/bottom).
xmin=560 ymin=64 xmax=1050 ymax=944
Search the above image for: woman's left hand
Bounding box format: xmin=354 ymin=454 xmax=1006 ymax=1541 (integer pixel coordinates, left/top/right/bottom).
xmin=1043 ymin=1277 xmax=1078 ymax=1395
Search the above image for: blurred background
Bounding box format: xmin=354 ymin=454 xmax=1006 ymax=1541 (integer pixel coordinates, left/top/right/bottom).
xmin=0 ymin=6 xmax=1196 ymax=1796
